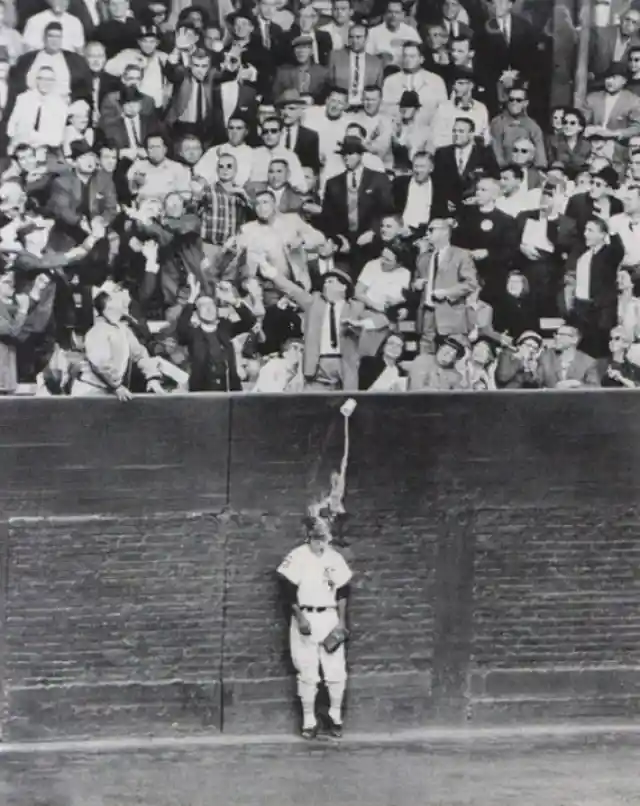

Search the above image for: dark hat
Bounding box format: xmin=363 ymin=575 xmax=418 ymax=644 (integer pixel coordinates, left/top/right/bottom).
xmin=275 ymin=88 xmax=306 ymax=107
xmin=515 ymin=330 xmax=543 ymax=348
xmin=291 ymin=33 xmax=313 ymax=47
xmin=604 ymin=61 xmax=628 ymax=78
xmin=120 ymin=85 xmax=143 ymax=103
xmin=336 ymin=135 xmax=366 ymax=154
xmin=323 ymin=266 xmax=354 ymax=290
xmin=69 ymin=140 xmax=95 ymax=160
xmin=451 ymin=65 xmax=475 ymax=83
xmin=399 ymin=90 xmax=421 ymax=108
xmin=592 ymin=164 xmax=619 ymax=188
xmin=439 ymin=335 xmax=466 ymax=360
xmin=138 ymin=23 xmax=160 ymax=38
xmin=227 ymin=9 xmax=255 ymax=25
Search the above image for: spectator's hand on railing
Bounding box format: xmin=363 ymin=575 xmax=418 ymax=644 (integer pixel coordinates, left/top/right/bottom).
xmin=146 ymin=379 xmax=166 ymax=395
xmin=115 ymin=385 xmax=134 ymax=402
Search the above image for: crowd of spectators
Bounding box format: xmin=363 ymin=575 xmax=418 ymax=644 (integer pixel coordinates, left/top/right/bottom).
xmin=0 ymin=0 xmax=639 ymax=395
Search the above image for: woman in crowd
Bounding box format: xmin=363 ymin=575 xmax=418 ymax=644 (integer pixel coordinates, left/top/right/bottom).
xmin=358 ymin=331 xmax=407 ymax=391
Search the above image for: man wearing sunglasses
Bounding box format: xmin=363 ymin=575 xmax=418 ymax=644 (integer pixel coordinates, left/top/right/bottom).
xmin=489 ymin=84 xmax=547 ymax=169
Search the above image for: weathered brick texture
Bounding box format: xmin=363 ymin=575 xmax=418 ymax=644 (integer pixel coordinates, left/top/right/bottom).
xmin=4 ymin=513 xmax=226 ymax=740
xmin=0 ymin=393 xmax=639 ymax=739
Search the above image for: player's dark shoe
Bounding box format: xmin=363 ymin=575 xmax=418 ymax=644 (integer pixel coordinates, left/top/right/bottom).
xmin=327 ymin=718 xmax=343 ymax=738
xmin=301 ymin=725 xmax=318 ymax=740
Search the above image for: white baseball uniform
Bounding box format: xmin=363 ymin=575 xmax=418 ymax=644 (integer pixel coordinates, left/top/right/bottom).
xmin=277 ymin=543 xmax=353 ymax=729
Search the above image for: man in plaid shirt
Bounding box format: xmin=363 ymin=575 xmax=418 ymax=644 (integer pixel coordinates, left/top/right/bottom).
xmin=196 ymin=152 xmax=251 ymax=288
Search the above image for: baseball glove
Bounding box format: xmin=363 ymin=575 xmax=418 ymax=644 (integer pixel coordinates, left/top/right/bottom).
xmin=322 ymin=625 xmax=349 ymax=654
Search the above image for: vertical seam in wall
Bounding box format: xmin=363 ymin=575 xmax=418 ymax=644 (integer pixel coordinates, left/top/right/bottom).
xmin=0 ymin=521 xmax=8 ymax=741
xmin=219 ymin=397 xmax=234 ymax=734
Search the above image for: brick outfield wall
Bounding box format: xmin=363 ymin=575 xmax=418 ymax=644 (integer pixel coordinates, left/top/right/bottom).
xmin=0 ymin=394 xmax=639 ymax=741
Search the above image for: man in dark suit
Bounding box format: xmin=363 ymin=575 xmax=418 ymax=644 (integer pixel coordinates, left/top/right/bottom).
xmin=432 ymin=116 xmax=499 ymax=216
xmin=328 ymin=22 xmax=384 ymax=106
xmin=452 ymin=175 xmax=520 ymax=306
xmin=564 ymin=165 xmax=624 ymax=245
xmin=96 ymin=85 xmax=159 ymax=154
xmin=476 ymin=0 xmax=549 ymax=120
xmin=321 ymin=135 xmax=394 ymax=274
xmin=559 ymin=216 xmax=624 ymax=361
xmin=98 ymin=61 xmax=155 ymax=127
xmin=515 ymin=178 xmax=579 ymax=318
xmin=81 ymin=39 xmax=118 ymax=127
xmin=272 ymin=34 xmax=329 ymax=103
xmin=537 ymin=323 xmax=601 ymax=387
xmin=7 ymin=20 xmax=90 ymax=108
xmin=93 ymin=0 xmax=143 ymax=58
xmin=245 ymin=157 xmax=305 ymax=213
xmin=45 ymin=140 xmax=117 ymax=335
xmin=276 ymin=88 xmax=320 ymax=172
xmin=175 ymin=284 xmax=256 ymax=392
xmin=69 ymin=0 xmax=108 ymax=40
xmin=283 ymin=5 xmax=332 ymax=67
xmin=589 ymin=8 xmax=640 ymax=85
xmin=250 ymin=0 xmax=286 ymax=86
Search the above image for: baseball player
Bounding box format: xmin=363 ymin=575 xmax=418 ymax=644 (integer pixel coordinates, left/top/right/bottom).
xmin=276 ymin=514 xmax=353 ymax=739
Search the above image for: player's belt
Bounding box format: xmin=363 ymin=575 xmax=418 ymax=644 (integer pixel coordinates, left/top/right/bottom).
xmin=300 ymin=606 xmax=336 ymax=612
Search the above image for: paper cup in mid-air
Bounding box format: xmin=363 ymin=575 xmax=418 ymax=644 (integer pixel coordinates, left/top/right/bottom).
xmin=340 ymin=399 xmax=357 ymax=417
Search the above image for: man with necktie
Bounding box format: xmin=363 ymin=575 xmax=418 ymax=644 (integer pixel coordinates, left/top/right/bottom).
xmin=258 ymin=257 xmax=361 ymax=390
xmin=321 ymin=135 xmax=394 ymax=276
xmin=410 ymin=217 xmax=478 ymax=360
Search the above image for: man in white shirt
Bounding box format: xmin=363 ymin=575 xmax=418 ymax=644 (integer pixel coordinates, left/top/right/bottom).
xmin=429 ymin=66 xmax=490 ymax=150
xmin=319 ymin=0 xmax=352 ymax=51
xmin=304 ymin=87 xmax=350 ymax=166
xmin=382 ymin=41 xmax=446 ymax=126
xmin=495 ymin=164 xmax=537 ymax=217
xmin=127 ymin=132 xmax=191 ymax=203
xmin=609 ymin=182 xmax=640 ymax=273
xmin=366 ymin=0 xmax=422 ymax=68
xmin=7 ymin=65 xmax=68 ymax=152
xmin=349 ymin=85 xmax=393 ymax=166
xmin=24 ymin=0 xmax=85 ymax=53
xmin=248 ymin=116 xmax=306 ymax=191
xmin=398 ymin=150 xmax=435 ymax=230
xmin=195 ymin=115 xmax=254 ymax=187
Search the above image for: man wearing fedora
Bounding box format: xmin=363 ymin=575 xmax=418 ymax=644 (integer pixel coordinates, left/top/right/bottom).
xmin=583 ymin=62 xmax=640 ymax=166
xmin=321 ymin=133 xmax=394 ymax=275
xmin=390 ymin=90 xmax=430 ymax=174
xmin=258 ymin=253 xmax=361 ymax=389
xmin=272 ymin=33 xmax=330 ymax=103
xmin=275 ymin=88 xmax=320 ymax=172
